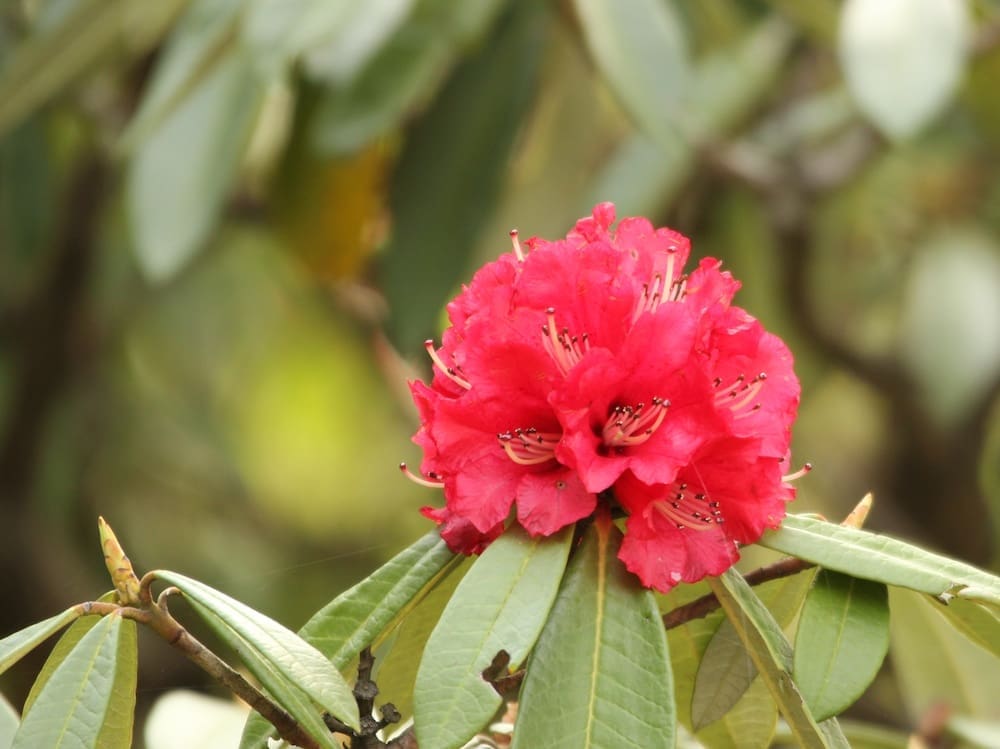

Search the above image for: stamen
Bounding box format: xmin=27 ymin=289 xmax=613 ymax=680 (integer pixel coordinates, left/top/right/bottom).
xmin=714 ymin=372 xmax=766 ymax=417
xmin=541 ymin=308 xmax=589 ymax=376
xmin=425 ymin=340 xmax=471 ymax=390
xmin=651 ymin=482 xmax=721 ymax=532
xmin=400 ymin=462 xmax=445 ymax=489
xmin=509 ymin=229 xmax=525 ymax=262
xmin=498 ymin=428 xmax=560 ymax=465
xmin=602 ymin=398 xmax=669 ymax=449
xmin=783 ymin=462 xmax=813 ymax=482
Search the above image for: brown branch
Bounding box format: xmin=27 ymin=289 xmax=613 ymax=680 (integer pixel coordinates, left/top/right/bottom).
xmin=662 ymin=556 xmax=814 ymax=630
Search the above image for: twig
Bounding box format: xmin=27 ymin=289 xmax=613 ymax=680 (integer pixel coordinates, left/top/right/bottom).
xmin=662 ymin=556 xmax=813 ymax=630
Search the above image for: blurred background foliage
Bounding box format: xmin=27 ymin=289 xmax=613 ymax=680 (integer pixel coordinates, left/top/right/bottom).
xmin=1 ymin=0 xmax=1000 ymax=744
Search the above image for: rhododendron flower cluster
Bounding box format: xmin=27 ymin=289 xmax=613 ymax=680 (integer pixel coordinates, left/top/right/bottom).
xmin=404 ymin=203 xmax=803 ymax=592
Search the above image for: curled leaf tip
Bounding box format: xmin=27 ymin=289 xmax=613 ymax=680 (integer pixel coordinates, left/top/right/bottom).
xmin=842 ymin=493 xmax=874 ymax=529
xmin=98 ymin=516 xmax=142 ymax=606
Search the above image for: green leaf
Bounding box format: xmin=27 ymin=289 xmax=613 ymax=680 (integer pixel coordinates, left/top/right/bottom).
xmin=572 ymin=0 xmax=688 ymax=149
xmin=24 ymin=616 xmax=100 ymax=716
xmin=95 ymin=618 xmax=137 ymax=748
xmin=947 ymin=715 xmax=1000 ymax=747
xmin=0 ymin=0 xmax=188 ymax=138
xmin=380 ymin=0 xmax=547 ymax=351
xmin=931 ymin=596 xmax=1000 ymax=659
xmin=0 ymin=608 xmax=81 ymax=678
xmin=238 ymin=530 xmax=456 ymax=749
xmin=888 ymin=588 xmax=1000 ymax=721
xmin=12 ymin=614 xmax=123 ymax=749
xmin=690 ymin=567 xmax=816 ymax=732
xmin=309 ymin=0 xmax=508 ymax=154
xmin=186 ymin=597 xmax=341 ymax=749
xmin=152 ymin=570 xmax=359 ymax=733
xmin=707 ymin=569 xmax=849 ymax=749
xmin=414 ymin=525 xmax=572 ymax=749
xmin=838 ymin=0 xmax=970 ymax=139
xmin=793 ymin=571 xmax=889 ymax=721
xmin=511 ymin=520 xmax=675 ymax=749
xmin=774 ymin=718 xmax=908 ymax=749
xmin=0 ymin=693 xmax=18 ymax=747
xmin=126 ymin=46 xmax=266 ymax=282
xmin=759 ymin=514 xmax=1000 ymax=606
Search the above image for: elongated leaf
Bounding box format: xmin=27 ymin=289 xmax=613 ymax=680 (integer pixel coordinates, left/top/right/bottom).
xmin=931 ymin=596 xmax=1000 ymax=659
xmin=12 ymin=614 xmax=123 ymax=748
xmin=381 ymin=0 xmax=547 ymax=351
xmin=239 ymin=531 xmax=457 ymax=749
xmin=126 ymin=47 xmax=266 ymax=282
xmin=152 ymin=570 xmax=359 ymax=732
xmin=888 ymin=588 xmax=1000 ymax=720
xmin=948 ymin=715 xmax=1000 ymax=747
xmin=793 ymin=571 xmax=889 ymax=721
xmin=759 ymin=514 xmax=1000 ymax=606
xmin=839 ymin=0 xmax=970 ymax=139
xmin=185 ymin=598 xmax=340 ymax=749
xmin=572 ymin=0 xmax=688 ymax=149
xmin=774 ymin=718 xmax=908 ymax=749
xmin=0 ymin=693 xmax=18 ymax=747
xmin=414 ymin=525 xmax=572 ymax=749
xmin=708 ymin=570 xmax=849 ymax=748
xmin=24 ymin=616 xmax=101 ymax=717
xmin=95 ymin=618 xmax=137 ymax=748
xmin=0 ymin=608 xmax=81 ymax=677
xmin=690 ymin=567 xmax=816 ymax=731
xmin=512 ymin=519 xmax=674 ymax=749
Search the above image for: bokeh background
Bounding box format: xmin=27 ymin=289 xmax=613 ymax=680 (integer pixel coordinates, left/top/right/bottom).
xmin=1 ymin=0 xmax=999 ymax=744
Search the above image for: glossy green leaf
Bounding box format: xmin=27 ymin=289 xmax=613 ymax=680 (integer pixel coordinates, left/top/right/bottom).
xmin=511 ymin=520 xmax=675 ymax=749
xmin=931 ymin=596 xmax=1000 ymax=659
xmin=238 ymin=530 xmax=457 ymax=749
xmin=0 ymin=692 xmax=18 ymax=747
xmin=414 ymin=525 xmax=572 ymax=749
xmin=793 ymin=571 xmax=889 ymax=721
xmin=572 ymin=0 xmax=688 ymax=149
xmin=888 ymin=588 xmax=1000 ymax=721
xmin=707 ymin=570 xmax=849 ymax=748
xmin=152 ymin=570 xmax=359 ymax=732
xmin=0 ymin=0 xmax=187 ymax=138
xmin=380 ymin=0 xmax=547 ymax=351
xmin=95 ymin=618 xmax=137 ymax=748
xmin=186 ymin=598 xmax=340 ymax=749
xmin=839 ymin=0 xmax=970 ymax=139
xmin=0 ymin=607 xmax=81 ymax=677
xmin=690 ymin=567 xmax=816 ymax=732
xmin=309 ymin=0 xmax=507 ymax=154
xmin=12 ymin=614 xmax=123 ymax=749
xmin=759 ymin=514 xmax=1000 ymax=606
xmin=126 ymin=47 xmax=266 ymax=282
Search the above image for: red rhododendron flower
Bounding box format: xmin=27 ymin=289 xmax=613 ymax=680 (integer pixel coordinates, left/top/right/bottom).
xmin=403 ymin=203 xmax=805 ymax=592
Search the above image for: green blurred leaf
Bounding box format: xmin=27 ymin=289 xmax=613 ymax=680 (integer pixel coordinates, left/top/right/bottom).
xmin=414 ymin=525 xmax=572 ymax=749
xmin=0 ymin=607 xmax=81 ymax=678
xmin=0 ymin=120 xmax=54 ymax=272
xmin=708 ymin=570 xmax=848 ymax=748
xmin=838 ymin=0 xmax=970 ymax=139
xmin=931 ymin=596 xmax=1000 ymax=659
xmin=309 ymin=0 xmax=508 ymax=154
xmin=12 ymin=614 xmax=123 ymax=748
xmin=95 ymin=618 xmax=137 ymax=748
xmin=690 ymin=567 xmax=816 ymax=732
xmin=760 ymin=514 xmax=1000 ymax=606
xmin=0 ymin=693 xmax=18 ymax=746
xmin=889 ymin=588 xmax=1000 ymax=720
xmin=126 ymin=47 xmax=266 ymax=282
xmin=948 ymin=715 xmax=1000 ymax=747
xmin=793 ymin=571 xmax=889 ymax=721
xmin=572 ymin=0 xmax=688 ymax=149
xmin=152 ymin=570 xmax=359 ymax=733
xmin=511 ymin=520 xmax=675 ymax=749
xmin=0 ymin=0 xmax=188 ymax=138
xmin=239 ymin=531 xmax=456 ymax=749
xmin=774 ymin=718 xmax=908 ymax=749
xmin=380 ymin=0 xmax=546 ymax=351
